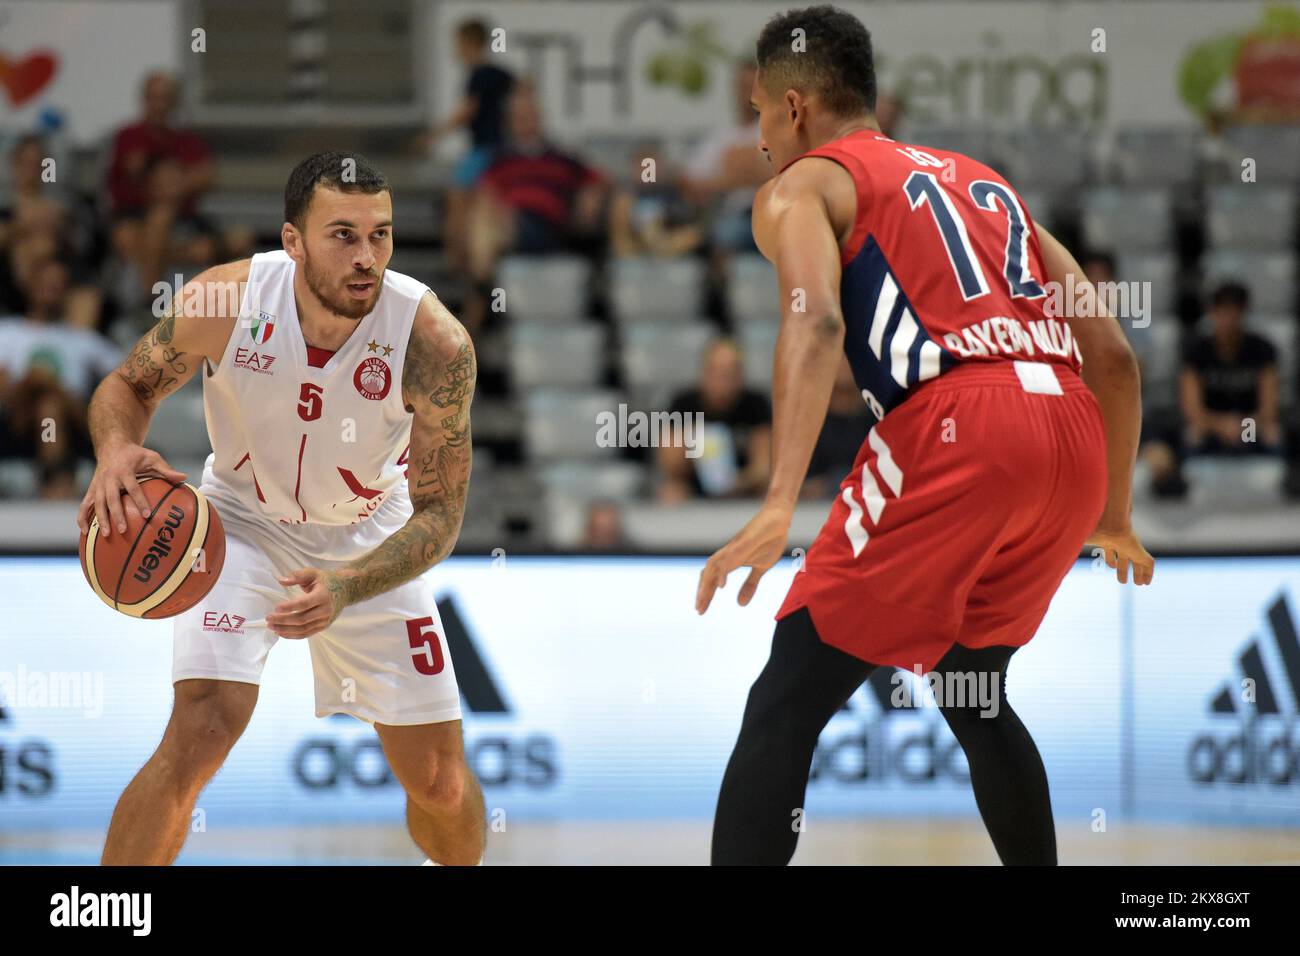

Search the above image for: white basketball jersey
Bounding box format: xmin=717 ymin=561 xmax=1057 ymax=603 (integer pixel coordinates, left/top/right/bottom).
xmin=199 ymin=250 xmax=427 ymax=527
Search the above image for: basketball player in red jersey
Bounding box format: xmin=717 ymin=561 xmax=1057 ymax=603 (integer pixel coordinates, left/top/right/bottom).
xmin=77 ymin=153 xmax=485 ymax=865
xmin=699 ymin=6 xmax=1154 ymax=865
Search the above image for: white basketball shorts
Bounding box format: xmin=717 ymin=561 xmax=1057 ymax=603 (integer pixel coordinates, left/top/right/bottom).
xmin=172 ymin=485 xmax=461 ymax=726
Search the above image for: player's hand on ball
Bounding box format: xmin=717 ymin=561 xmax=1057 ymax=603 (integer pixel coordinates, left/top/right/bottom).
xmin=696 ymin=505 xmax=792 ymax=613
xmin=78 ymin=442 xmax=187 ymax=538
xmin=1085 ymin=525 xmax=1154 ymax=586
xmin=267 ymin=568 xmax=348 ymax=638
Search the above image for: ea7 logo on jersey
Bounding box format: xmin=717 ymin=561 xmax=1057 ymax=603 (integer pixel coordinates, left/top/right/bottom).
xmin=353 ymin=357 xmax=392 ymax=400
xmin=234 ymin=347 xmax=276 ymax=374
xmin=201 ymin=611 xmax=246 ymax=634
xmin=248 ymin=311 xmax=275 ymax=345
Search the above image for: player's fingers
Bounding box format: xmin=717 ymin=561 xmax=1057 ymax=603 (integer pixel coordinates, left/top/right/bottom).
xmin=144 ymin=451 xmax=187 ymax=483
xmin=273 ymin=610 xmax=331 ymax=637
xmin=1115 ymin=554 xmax=1130 ymax=585
xmin=92 ymin=484 xmax=111 ymax=538
xmin=268 ymin=595 xmax=319 ymax=620
xmin=76 ymin=490 xmax=93 ymax=534
xmin=737 ymin=566 xmax=766 ymax=606
xmin=105 ymin=478 xmax=129 ymax=535
xmin=121 ymin=473 xmax=151 ymax=522
xmin=1136 ymin=555 xmax=1155 ymax=586
xmin=278 ymin=570 xmax=315 ymax=588
xmin=696 ymin=560 xmax=726 ymax=614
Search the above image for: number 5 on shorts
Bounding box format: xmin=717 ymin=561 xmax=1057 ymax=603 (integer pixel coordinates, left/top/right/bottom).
xmin=406 ymin=616 xmax=445 ymax=675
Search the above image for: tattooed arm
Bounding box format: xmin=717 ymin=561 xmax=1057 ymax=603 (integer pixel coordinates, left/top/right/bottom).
xmin=78 ymin=261 xmax=243 ymax=537
xmin=328 ymin=292 xmax=476 ymax=609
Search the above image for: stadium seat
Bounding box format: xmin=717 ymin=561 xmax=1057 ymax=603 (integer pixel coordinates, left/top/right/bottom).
xmin=0 ymin=460 xmax=37 ymax=498
xmin=1224 ymin=125 xmax=1300 ymax=184
xmin=1202 ymin=250 xmax=1297 ymax=316
xmin=522 ymin=389 xmax=622 ymax=462
xmin=620 ymin=322 xmax=714 ymax=410
xmin=609 ymin=257 xmax=705 ymax=323
xmin=498 ymin=255 xmax=591 ymax=323
xmin=1206 ymin=186 xmax=1297 ymax=250
xmin=728 ymin=254 xmax=782 ymax=324
xmin=1115 ymin=251 xmax=1179 ymax=315
xmin=539 ymin=460 xmax=646 ymax=501
xmin=1185 ymin=457 xmax=1285 ymax=507
xmin=1114 ymin=126 xmax=1200 ymax=187
xmin=1081 ymin=187 xmax=1172 ymax=251
xmin=998 ymin=128 xmax=1091 ymax=190
xmin=508 ymin=322 xmax=606 ymax=390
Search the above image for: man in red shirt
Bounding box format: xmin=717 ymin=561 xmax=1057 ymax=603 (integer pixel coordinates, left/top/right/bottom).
xmin=107 ymin=71 xmax=213 ymax=217
xmin=464 ymin=81 xmax=607 ymax=330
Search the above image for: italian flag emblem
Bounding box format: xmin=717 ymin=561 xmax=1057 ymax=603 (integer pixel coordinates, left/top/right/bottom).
xmin=249 ymin=312 xmax=275 ymax=345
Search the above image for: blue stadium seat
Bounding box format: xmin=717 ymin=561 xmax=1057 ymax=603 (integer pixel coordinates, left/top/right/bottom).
xmin=508 ymin=322 xmax=606 ymax=389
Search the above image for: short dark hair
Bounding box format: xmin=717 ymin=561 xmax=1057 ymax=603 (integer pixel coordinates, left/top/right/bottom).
xmin=1210 ymin=280 xmax=1250 ymax=311
xmin=284 ymin=151 xmax=390 ymax=227
xmin=458 ymin=19 xmax=489 ymax=48
xmin=756 ymin=5 xmax=876 ymax=116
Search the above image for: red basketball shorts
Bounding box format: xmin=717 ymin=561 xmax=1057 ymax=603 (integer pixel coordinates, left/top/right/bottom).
xmin=778 ymin=360 xmax=1108 ymax=673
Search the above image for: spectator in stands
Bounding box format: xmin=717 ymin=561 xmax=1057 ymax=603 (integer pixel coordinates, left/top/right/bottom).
xmin=678 ymin=59 xmax=769 ymax=256
xmin=107 ymin=71 xmax=212 ymax=217
xmin=420 ymin=18 xmax=515 ymax=276
xmin=1181 ymin=280 xmax=1282 ymax=455
xmin=657 ymin=338 xmax=771 ymax=504
xmin=465 ymin=80 xmax=609 ymax=330
xmin=802 ymin=359 xmax=870 ymax=499
xmin=1 ymin=135 xmax=71 ymax=316
xmin=0 ymin=258 xmax=121 ymax=497
xmin=582 ymin=500 xmax=628 ymax=551
xmin=1084 ymin=249 xmax=1186 ymax=496
xmin=608 ymin=137 xmax=705 ymax=258
xmin=105 ymin=72 xmax=243 ymax=299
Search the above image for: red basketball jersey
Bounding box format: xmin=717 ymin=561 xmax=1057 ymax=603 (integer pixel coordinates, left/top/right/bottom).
xmin=782 ymin=130 xmax=1081 ymax=420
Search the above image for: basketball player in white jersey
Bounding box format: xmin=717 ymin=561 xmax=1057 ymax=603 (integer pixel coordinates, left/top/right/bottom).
xmin=77 ymin=152 xmax=484 ymax=865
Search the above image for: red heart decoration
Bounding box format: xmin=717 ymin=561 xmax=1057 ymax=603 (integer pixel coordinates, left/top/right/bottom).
xmin=0 ymin=50 xmax=59 ymax=108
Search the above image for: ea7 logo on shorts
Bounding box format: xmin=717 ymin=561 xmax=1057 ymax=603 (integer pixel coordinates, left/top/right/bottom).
xmin=202 ymin=611 xmax=246 ymax=634
xmin=234 ymin=347 xmax=276 ymax=374
xmin=353 ymin=357 xmax=392 ymax=400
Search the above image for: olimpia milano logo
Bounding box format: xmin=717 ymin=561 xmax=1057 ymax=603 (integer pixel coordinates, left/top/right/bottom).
xmin=1189 ymin=593 xmax=1300 ymax=786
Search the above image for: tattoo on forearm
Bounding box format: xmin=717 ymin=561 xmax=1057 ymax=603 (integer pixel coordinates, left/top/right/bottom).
xmin=341 ymin=317 xmax=475 ymax=607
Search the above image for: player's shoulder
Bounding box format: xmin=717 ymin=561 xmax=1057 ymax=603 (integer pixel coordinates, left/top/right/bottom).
xmin=403 ymin=291 xmax=475 ymax=397
xmin=381 ymin=263 xmax=435 ymax=305
xmin=174 ymin=258 xmax=253 ymax=322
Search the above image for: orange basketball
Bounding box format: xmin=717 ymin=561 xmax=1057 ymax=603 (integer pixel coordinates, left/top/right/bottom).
xmin=79 ymin=477 xmax=226 ymax=619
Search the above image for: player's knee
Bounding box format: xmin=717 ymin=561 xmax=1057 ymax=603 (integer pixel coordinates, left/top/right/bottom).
xmin=159 ymin=685 xmax=253 ymax=786
xmin=409 ymin=757 xmax=468 ymax=816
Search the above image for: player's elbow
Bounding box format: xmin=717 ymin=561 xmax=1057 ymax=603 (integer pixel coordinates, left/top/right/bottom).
xmin=1087 ymin=336 xmax=1140 ymax=387
xmin=790 ymin=308 xmax=846 ymax=345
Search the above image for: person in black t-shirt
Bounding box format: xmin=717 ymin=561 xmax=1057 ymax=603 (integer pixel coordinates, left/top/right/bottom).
xmin=1180 ymin=281 xmax=1282 ymax=454
xmin=658 ymin=339 xmax=772 ymax=503
xmin=420 ymin=19 xmax=516 ymax=274
xmin=802 ymin=358 xmax=871 ymax=499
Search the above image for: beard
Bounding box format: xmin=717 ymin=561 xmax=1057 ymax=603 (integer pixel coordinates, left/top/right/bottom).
xmin=302 ymin=254 xmax=381 ymax=321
